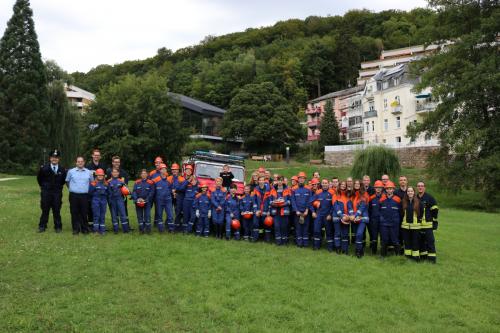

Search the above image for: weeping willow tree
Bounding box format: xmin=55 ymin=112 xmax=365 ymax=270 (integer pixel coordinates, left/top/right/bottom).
xmin=46 ymin=80 xmax=81 ymax=166
xmin=351 ymin=146 xmax=401 ymax=181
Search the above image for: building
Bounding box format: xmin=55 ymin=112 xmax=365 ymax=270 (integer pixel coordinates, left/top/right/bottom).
xmin=167 ymin=92 xmax=233 ymax=142
xmin=305 ymin=85 xmax=364 ymax=142
xmin=65 ymin=84 xmax=95 ymax=112
xmin=362 ymin=64 xmax=437 ymax=146
xmin=357 ymin=44 xmax=443 ymax=86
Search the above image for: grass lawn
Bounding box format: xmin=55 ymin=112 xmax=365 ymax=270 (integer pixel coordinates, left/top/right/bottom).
xmin=0 ymin=170 xmax=499 ymax=332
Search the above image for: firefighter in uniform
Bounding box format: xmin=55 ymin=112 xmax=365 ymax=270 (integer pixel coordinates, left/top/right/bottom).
xmin=37 ymin=149 xmax=66 ymax=233
xmin=416 ymin=181 xmax=439 ymax=263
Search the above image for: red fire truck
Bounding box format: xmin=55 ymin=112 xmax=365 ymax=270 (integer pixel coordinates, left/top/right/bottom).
xmin=182 ymin=151 xmax=246 ymax=194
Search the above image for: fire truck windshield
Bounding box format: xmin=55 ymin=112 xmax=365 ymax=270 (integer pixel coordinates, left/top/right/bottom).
xmin=195 ymin=162 xmax=244 ymax=181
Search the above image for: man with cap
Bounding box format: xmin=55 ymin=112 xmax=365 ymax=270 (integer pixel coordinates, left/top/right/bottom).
xmin=37 ymin=149 xmax=67 ymax=233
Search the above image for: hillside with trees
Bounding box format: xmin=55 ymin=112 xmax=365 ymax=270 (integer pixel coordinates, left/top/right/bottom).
xmin=71 ymin=8 xmax=443 ymax=113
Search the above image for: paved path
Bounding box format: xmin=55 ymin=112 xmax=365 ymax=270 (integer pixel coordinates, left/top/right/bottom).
xmin=0 ymin=178 xmax=20 ymax=182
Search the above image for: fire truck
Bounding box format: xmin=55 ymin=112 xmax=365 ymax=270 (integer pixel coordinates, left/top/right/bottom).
xmin=183 ymin=151 xmax=246 ymax=194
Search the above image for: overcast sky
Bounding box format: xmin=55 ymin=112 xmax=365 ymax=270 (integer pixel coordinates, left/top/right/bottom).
xmin=0 ymin=0 xmax=427 ymax=73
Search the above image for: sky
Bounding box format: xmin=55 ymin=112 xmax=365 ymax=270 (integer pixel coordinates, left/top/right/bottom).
xmin=0 ymin=0 xmax=427 ymax=73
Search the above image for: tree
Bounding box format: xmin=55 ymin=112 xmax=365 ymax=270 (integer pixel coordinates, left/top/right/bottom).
xmin=46 ymin=80 xmax=81 ymax=167
xmin=0 ymin=0 xmax=49 ymax=172
xmin=221 ymin=82 xmax=303 ymax=153
xmin=80 ymin=72 xmax=188 ymax=176
xmin=351 ymin=146 xmax=401 ymax=182
xmin=408 ymin=0 xmax=500 ymax=205
xmin=319 ymin=100 xmax=340 ymax=147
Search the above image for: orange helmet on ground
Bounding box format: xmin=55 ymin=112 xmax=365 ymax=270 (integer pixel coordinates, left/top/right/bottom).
xmin=95 ymin=168 xmax=105 ymax=176
xmin=171 ymin=163 xmax=180 ymax=170
xmin=121 ymin=186 xmax=130 ymax=196
xmin=385 ymin=181 xmax=396 ymax=189
xmin=231 ymin=219 xmax=241 ymax=230
xmin=298 ymin=172 xmax=307 ymax=178
xmin=374 ymin=180 xmax=384 ymax=188
xmin=264 ymin=216 xmax=273 ymax=227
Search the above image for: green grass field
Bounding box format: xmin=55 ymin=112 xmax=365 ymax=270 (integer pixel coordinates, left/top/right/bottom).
xmin=1 ymin=167 xmax=499 ymax=332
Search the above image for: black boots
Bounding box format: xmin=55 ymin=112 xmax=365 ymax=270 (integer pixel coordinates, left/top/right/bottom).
xmin=380 ymin=243 xmax=388 ymax=257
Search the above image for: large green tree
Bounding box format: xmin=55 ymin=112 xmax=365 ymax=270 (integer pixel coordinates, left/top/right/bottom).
xmin=0 ymin=0 xmax=49 ymax=172
xmin=81 ymin=72 xmax=188 ymax=176
xmin=408 ymin=0 xmax=499 ymax=205
xmin=319 ymin=100 xmax=340 ymax=147
xmin=222 ymin=82 xmax=303 ymax=153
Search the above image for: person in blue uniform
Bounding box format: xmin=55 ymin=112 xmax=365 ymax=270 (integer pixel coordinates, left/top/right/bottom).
xmin=225 ymin=184 xmax=241 ymax=240
xmin=211 ymin=177 xmax=227 ymax=239
xmin=108 ymin=168 xmax=130 ymax=233
xmin=88 ymin=168 xmax=109 ymax=234
xmin=194 ymin=182 xmax=211 ymax=237
xmin=132 ymin=169 xmax=155 ymax=234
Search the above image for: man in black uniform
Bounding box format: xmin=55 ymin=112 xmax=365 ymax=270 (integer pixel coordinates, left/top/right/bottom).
xmin=86 ymin=149 xmax=107 ymax=230
xmin=37 ymin=149 xmax=66 ymax=233
xmin=416 ymin=181 xmax=439 ymax=263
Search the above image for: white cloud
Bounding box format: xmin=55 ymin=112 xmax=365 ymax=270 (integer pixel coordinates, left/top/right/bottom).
xmin=0 ymin=0 xmax=427 ymax=72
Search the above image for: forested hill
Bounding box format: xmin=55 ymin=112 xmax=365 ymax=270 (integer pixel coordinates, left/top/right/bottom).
xmin=71 ymin=8 xmax=445 ymax=110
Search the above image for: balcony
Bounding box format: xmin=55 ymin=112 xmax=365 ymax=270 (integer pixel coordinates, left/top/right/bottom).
xmin=364 ymin=110 xmax=378 ymax=118
xmin=307 ymin=134 xmax=319 ymax=141
xmin=307 ymin=119 xmax=320 ymax=128
xmin=391 ymin=105 xmax=402 ymax=114
xmin=416 ymin=102 xmax=437 ymax=113
xmin=306 ymin=108 xmax=321 ymax=115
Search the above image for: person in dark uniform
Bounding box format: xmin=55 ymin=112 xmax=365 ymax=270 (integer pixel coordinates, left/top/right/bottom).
xmin=106 ymin=156 xmax=130 ymax=217
xmin=37 ymin=149 xmax=67 ymax=233
xmin=86 ymin=149 xmax=107 ymax=230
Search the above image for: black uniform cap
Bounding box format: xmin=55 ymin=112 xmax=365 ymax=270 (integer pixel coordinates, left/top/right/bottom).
xmin=49 ymin=149 xmax=61 ymax=157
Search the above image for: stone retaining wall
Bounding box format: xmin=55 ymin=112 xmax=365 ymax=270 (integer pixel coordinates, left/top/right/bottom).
xmin=324 ymin=146 xmax=439 ymax=168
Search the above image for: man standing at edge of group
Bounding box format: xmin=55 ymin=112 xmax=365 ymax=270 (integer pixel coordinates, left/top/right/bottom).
xmin=66 ymin=156 xmax=93 ymax=235
xmin=86 ymin=149 xmax=107 ymax=230
xmin=37 ymin=149 xmax=66 ymax=233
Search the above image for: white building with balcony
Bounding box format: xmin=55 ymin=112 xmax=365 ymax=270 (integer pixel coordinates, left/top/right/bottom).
xmin=362 ymin=64 xmax=437 ymax=146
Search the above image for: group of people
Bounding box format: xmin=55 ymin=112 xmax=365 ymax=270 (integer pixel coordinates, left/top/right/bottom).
xmin=37 ymin=149 xmax=439 ymax=263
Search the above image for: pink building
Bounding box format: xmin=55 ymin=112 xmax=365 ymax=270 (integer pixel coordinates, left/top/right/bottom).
xmin=305 ymin=86 xmax=364 ymax=142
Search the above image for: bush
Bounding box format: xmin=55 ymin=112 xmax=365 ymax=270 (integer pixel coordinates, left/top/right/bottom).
xmin=351 ymin=146 xmax=401 ymax=181
xmin=182 ymin=139 xmax=215 ymax=156
xmin=294 ymin=141 xmax=324 ymax=163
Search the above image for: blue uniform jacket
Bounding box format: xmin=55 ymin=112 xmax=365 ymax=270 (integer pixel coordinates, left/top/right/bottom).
xmin=132 ymin=179 xmax=155 ymax=203
xmin=379 ymin=195 xmax=402 ymax=227
xmin=291 ymin=185 xmax=312 ymax=213
xmin=194 ymin=193 xmax=211 ymax=217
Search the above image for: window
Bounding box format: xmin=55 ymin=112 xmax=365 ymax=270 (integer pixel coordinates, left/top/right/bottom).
xmin=371 ymin=121 xmax=375 ymax=131
xmin=384 ymin=98 xmax=387 ymax=109
xmin=369 ymin=102 xmax=375 ymax=111
xmin=395 ymin=95 xmax=400 ymax=103
xmin=366 ymin=122 xmax=370 ymax=132
xmin=383 ymin=81 xmax=389 ymax=89
xmin=384 ymin=119 xmax=388 ymax=131
xmin=396 ymin=136 xmax=402 ymax=143
xmin=396 ymin=116 xmax=401 ymax=128
xmin=383 ymin=139 xmax=387 ymax=143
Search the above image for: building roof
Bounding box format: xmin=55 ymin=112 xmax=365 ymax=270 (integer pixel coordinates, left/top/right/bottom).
xmin=65 ymin=84 xmax=96 ymax=101
xmin=372 ymin=64 xmax=407 ymax=81
xmin=168 ymin=92 xmax=226 ymax=116
xmin=309 ymin=85 xmax=365 ymax=104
